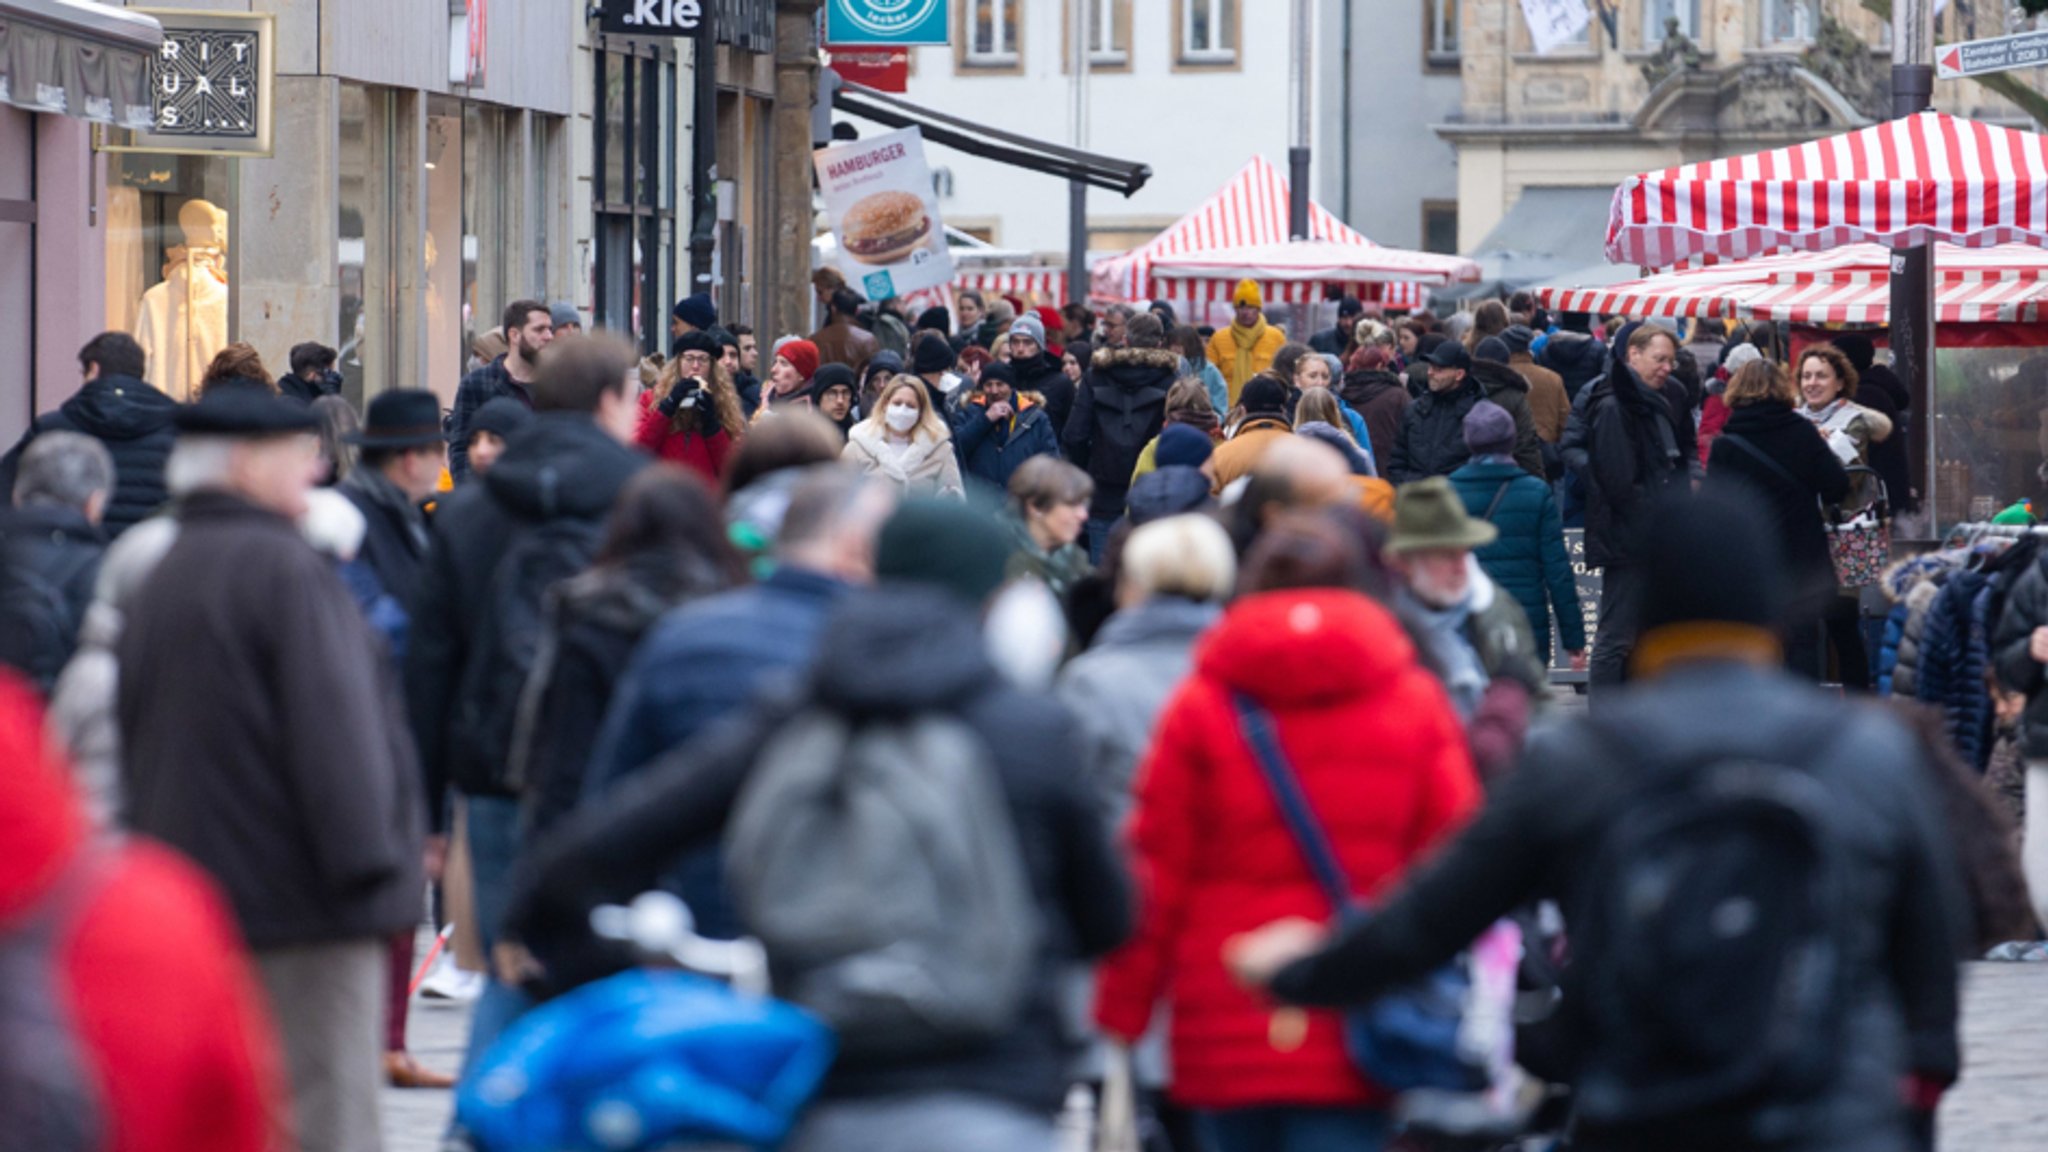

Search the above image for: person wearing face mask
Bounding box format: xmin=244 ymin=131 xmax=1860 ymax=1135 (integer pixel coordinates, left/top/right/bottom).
xmin=843 ymin=377 xmax=966 ymax=499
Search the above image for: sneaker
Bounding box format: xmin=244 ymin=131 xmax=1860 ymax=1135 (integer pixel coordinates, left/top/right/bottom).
xmin=418 ymin=958 xmax=486 ymax=1002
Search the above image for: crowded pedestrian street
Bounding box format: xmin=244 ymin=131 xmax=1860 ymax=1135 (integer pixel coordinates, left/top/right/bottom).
xmin=12 ymin=2 xmax=2048 ymax=1152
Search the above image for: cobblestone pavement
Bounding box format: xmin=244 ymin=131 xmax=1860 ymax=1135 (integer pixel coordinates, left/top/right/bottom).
xmin=381 ymin=933 xmax=468 ymax=1152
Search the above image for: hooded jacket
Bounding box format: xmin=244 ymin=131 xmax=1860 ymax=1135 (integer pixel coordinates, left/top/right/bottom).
xmin=1705 ymin=399 xmax=1849 ymax=601
xmin=1537 ymin=330 xmax=1608 ymax=400
xmin=953 ymin=393 xmax=1060 ymax=493
xmin=119 ymin=492 xmax=426 ymax=948
xmin=1449 ymin=458 xmax=1585 ymax=661
xmin=1337 ymin=368 xmax=1409 ymax=465
xmin=1055 ymin=597 xmax=1221 ymax=819
xmin=0 ymin=374 xmax=178 ymax=538
xmin=1387 ymin=373 xmax=1484 ymax=484
xmin=1013 ymin=351 xmax=1075 ymax=437
xmin=842 ymin=423 xmax=966 ymax=499
xmin=0 ymin=505 xmax=105 ymax=694
xmin=1468 ymin=359 xmax=1546 ymax=477
xmin=407 ymin=414 xmax=650 ymax=823
xmin=0 ymin=677 xmax=288 ymax=1152
xmin=506 ymin=587 xmax=1132 ymax=1112
xmin=1066 ymin=347 xmax=1175 ymax=519
xmin=1093 ymin=588 xmax=1479 ymax=1109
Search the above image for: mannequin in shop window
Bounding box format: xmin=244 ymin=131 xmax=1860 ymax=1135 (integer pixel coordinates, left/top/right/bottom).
xmin=134 ymin=199 xmax=230 ymax=403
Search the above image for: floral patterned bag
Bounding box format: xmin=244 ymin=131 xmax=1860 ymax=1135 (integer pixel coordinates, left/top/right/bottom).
xmin=1827 ymin=466 xmax=1891 ymax=588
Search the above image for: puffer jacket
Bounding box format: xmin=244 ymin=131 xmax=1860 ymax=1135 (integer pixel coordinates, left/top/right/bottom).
xmin=1919 ymin=569 xmax=1991 ymax=765
xmin=1449 ymin=458 xmax=1584 ymax=662
xmin=1013 ymin=351 xmax=1075 ymax=438
xmin=1537 ymin=330 xmax=1608 ymax=400
xmin=1386 ymin=375 xmax=1483 ymax=484
xmin=1992 ymin=544 xmax=2048 ymax=759
xmin=1879 ymin=551 xmax=1969 ymax=698
xmin=953 ymin=394 xmax=1061 ymax=494
xmin=1066 ymin=347 xmax=1175 ymax=519
xmin=1468 ymin=359 xmax=1546 ymax=478
xmin=0 ymin=374 xmax=179 ymax=538
xmin=1093 ymin=588 xmax=1479 ymax=1110
xmin=1337 ymin=369 xmax=1409 ymax=466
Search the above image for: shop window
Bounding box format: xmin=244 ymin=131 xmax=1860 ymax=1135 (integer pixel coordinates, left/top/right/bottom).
xmin=1642 ymin=0 xmax=1698 ymax=47
xmin=961 ymin=0 xmax=1022 ymax=70
xmin=594 ymin=39 xmax=677 ymax=355
xmin=1761 ymin=0 xmax=1819 ymax=46
xmin=338 ymin=84 xmax=395 ymax=405
xmin=1421 ymin=201 xmax=1459 ymax=256
xmin=104 ymin=153 xmax=235 ymax=402
xmin=1426 ymin=0 xmax=1459 ymax=66
xmin=1178 ymin=0 xmax=1239 ymax=67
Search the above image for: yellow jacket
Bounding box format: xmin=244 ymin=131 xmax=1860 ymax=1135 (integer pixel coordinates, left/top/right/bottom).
xmin=1205 ymin=323 xmax=1287 ymax=406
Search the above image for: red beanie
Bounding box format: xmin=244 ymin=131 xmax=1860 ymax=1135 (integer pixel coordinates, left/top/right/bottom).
xmin=1033 ymin=306 xmax=1066 ymax=356
xmin=779 ymin=339 xmax=821 ymax=383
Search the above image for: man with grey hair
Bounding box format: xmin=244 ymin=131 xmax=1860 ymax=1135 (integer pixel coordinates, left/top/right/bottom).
xmin=0 ymin=431 xmax=115 ymax=692
xmin=1097 ymin=302 xmax=1136 ymax=349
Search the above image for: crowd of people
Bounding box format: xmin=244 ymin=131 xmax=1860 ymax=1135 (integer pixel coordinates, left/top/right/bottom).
xmin=0 ymin=274 xmax=2037 ymax=1152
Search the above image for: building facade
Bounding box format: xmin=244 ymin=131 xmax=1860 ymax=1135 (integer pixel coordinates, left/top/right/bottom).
xmin=1441 ymin=0 xmax=2046 ymax=264
xmin=885 ymin=0 xmax=1305 ymax=257
xmin=1315 ymin=0 xmax=1462 ymax=253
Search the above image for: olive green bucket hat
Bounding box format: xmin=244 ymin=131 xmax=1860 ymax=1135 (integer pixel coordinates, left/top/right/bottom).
xmin=1387 ymin=476 xmax=1499 ymax=554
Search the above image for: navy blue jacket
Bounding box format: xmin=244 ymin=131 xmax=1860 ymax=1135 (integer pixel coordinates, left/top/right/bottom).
xmin=0 ymin=374 xmax=178 ymax=538
xmin=952 ymin=397 xmax=1060 ymax=494
xmin=1449 ymin=457 xmax=1584 ymax=661
xmin=1917 ymin=569 xmax=1992 ymax=768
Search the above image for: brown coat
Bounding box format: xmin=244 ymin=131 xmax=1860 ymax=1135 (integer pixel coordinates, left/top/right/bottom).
xmin=1210 ymin=418 xmax=1293 ymax=492
xmin=810 ymin=316 xmax=880 ymax=378
xmin=117 ymin=491 xmax=425 ymax=950
xmin=1512 ymin=352 xmax=1570 ymax=444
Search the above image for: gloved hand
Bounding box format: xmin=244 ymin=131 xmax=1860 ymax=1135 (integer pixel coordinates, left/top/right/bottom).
xmin=658 ymin=377 xmax=704 ymax=419
xmin=697 ymin=396 xmax=724 ymax=436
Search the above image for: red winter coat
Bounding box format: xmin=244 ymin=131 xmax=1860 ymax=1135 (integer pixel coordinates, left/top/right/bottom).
xmin=0 ymin=675 xmax=286 ymax=1152
xmin=1093 ymin=589 xmax=1480 ymax=1111
xmin=635 ymin=391 xmax=734 ymax=483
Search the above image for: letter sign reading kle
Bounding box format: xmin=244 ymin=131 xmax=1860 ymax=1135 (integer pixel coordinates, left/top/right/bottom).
xmin=599 ymin=0 xmax=705 ymax=36
xmin=103 ymin=10 xmax=276 ymax=157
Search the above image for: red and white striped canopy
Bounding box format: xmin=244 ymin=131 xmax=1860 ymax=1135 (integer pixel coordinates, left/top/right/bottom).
xmin=953 ymin=267 xmax=1068 ymax=303
xmin=1539 ymin=243 xmax=2048 ymax=325
xmin=1090 ymin=156 xmax=1433 ymax=308
xmin=1149 ymin=239 xmax=1480 ymax=296
xmin=1607 ymin=112 xmax=2048 ymax=270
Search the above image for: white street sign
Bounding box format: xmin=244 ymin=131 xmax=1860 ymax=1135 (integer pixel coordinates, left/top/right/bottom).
xmin=1936 ymin=30 xmax=2048 ymax=80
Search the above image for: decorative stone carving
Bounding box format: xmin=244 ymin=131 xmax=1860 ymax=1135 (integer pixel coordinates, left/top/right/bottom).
xmin=1801 ymin=14 xmax=1888 ymax=120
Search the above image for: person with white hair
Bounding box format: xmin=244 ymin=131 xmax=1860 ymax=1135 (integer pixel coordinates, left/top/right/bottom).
xmin=116 ymin=384 xmax=425 ymax=1152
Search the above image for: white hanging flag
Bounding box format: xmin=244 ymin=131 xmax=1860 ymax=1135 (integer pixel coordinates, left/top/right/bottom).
xmin=1520 ymin=0 xmax=1592 ymax=55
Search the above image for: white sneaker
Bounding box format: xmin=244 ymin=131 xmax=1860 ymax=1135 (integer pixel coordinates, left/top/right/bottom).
xmin=418 ymin=957 xmax=485 ymax=1002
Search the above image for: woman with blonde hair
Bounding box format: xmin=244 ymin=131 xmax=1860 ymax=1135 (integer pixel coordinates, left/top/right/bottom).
xmin=634 ymin=331 xmax=747 ymax=484
xmin=842 ymin=375 xmax=965 ymax=498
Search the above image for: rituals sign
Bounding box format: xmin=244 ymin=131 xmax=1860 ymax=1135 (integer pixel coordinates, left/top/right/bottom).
xmin=104 ymin=10 xmax=275 ymax=157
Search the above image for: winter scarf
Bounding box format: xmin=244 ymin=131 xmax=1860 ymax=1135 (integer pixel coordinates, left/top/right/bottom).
xmin=1227 ymin=318 xmax=1271 ymax=390
xmin=1398 ymin=586 xmax=1486 ymax=719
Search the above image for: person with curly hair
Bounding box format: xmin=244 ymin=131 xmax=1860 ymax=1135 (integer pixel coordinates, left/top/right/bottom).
xmin=634 ymin=331 xmax=746 ymax=484
xmin=199 ymin=342 xmax=276 ymax=396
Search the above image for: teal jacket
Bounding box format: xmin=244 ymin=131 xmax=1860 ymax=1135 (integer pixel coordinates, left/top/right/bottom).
xmin=1449 ymin=456 xmax=1584 ymax=660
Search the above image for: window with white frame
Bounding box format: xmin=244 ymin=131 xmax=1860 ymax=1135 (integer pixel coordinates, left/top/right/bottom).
xmin=1761 ymin=0 xmax=1820 ymax=45
xmin=1642 ymin=0 xmax=1698 ymax=47
xmin=1180 ymin=0 xmax=1237 ymax=65
xmin=1090 ymin=0 xmax=1127 ymax=65
xmin=1428 ymin=0 xmax=1460 ymax=62
xmin=965 ymin=0 xmax=1021 ymax=67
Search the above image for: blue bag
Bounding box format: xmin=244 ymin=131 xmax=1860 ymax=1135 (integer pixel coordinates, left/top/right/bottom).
xmin=1233 ymin=694 xmax=1488 ymax=1094
xmin=456 ymin=969 xmax=836 ymax=1152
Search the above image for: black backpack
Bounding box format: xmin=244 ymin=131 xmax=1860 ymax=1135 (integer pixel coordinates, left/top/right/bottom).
xmin=1566 ymin=726 xmax=1853 ymax=1139
xmin=0 ymin=547 xmax=98 ymax=695
xmin=452 ymin=512 xmax=606 ymax=795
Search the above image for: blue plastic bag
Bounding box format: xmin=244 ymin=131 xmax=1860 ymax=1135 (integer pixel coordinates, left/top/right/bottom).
xmin=457 ymin=969 xmax=836 ymax=1152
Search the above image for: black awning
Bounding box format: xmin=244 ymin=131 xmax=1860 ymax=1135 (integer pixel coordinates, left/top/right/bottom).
xmin=0 ymin=0 xmax=162 ymax=128
xmin=833 ymin=79 xmax=1151 ymax=198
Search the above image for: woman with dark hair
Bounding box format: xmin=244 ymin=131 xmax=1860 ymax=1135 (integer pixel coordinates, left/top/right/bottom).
xmin=516 ymin=465 xmax=748 ymax=832
xmin=635 ymin=333 xmax=748 ymax=483
xmin=1172 ymin=323 xmax=1229 ymax=413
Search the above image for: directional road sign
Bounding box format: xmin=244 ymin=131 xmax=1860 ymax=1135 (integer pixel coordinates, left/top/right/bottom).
xmin=1937 ymin=30 xmax=2048 ymax=80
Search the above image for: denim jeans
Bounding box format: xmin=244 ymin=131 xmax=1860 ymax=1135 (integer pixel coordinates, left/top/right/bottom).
xmin=1085 ymin=514 xmax=1116 ymax=564
xmin=454 ymin=794 xmax=531 ymax=1081
xmin=1198 ymin=1106 xmax=1390 ymax=1152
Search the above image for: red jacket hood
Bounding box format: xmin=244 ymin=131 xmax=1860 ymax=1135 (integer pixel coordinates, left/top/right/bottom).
xmin=1196 ymin=588 xmax=1417 ymax=708
xmin=0 ymin=674 xmax=87 ymax=926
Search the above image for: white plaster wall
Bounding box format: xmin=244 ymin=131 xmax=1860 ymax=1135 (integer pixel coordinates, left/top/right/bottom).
xmin=1316 ymin=0 xmax=1460 ymax=250
xmin=876 ymin=2 xmax=1303 ymax=254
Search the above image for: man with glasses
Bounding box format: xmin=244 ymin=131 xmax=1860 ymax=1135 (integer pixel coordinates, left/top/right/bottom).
xmin=449 ymin=299 xmax=554 ymax=482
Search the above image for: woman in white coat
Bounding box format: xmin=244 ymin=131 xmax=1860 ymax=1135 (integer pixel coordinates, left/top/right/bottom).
xmin=842 ymin=375 xmax=966 ymax=500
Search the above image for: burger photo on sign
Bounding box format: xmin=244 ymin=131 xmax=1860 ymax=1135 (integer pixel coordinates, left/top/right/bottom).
xmin=839 ymin=190 xmax=934 ymax=266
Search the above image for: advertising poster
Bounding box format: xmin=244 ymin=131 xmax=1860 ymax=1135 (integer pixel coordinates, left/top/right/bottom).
xmin=814 ymin=126 xmax=954 ymax=300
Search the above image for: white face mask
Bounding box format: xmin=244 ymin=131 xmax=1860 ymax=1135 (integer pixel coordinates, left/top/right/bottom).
xmin=885 ymin=404 xmax=920 ymax=432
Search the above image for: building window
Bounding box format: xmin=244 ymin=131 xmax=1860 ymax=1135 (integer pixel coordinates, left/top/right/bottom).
xmin=1062 ymin=0 xmax=1130 ymax=70
xmin=593 ymin=38 xmax=677 ymax=355
xmin=1761 ymin=0 xmax=1819 ymax=45
xmin=1427 ymin=0 xmax=1459 ymax=64
xmin=1178 ymin=0 xmax=1238 ymax=66
xmin=963 ymin=0 xmax=1021 ymax=69
xmin=1642 ymin=0 xmax=1698 ymax=47
xmin=1421 ymin=201 xmax=1459 ymax=256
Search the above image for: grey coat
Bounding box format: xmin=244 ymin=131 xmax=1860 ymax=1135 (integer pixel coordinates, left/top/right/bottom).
xmin=1055 ymin=597 xmax=1220 ymax=819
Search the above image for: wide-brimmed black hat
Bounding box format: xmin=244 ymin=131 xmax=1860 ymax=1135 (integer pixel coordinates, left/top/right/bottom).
xmin=175 ymin=383 xmax=321 ymax=436
xmin=347 ymin=389 xmax=447 ymax=449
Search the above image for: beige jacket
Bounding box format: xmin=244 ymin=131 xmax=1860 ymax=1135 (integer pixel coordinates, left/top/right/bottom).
xmin=843 ymin=423 xmax=966 ymax=499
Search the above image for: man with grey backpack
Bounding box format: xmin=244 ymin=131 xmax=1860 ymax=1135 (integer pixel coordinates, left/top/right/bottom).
xmin=505 ymin=498 xmax=1132 ymax=1152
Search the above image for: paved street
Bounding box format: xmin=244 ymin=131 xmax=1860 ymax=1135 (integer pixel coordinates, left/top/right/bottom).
xmin=379 ymin=958 xmax=2048 ymax=1150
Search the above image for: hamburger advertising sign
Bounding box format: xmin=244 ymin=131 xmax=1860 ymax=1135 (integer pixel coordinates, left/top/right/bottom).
xmin=814 ymin=126 xmax=954 ymax=299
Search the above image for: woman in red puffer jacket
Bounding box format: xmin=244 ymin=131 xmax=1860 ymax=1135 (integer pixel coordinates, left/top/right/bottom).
xmin=635 ymin=334 xmax=746 ymax=483
xmin=1093 ymin=568 xmax=1479 ymax=1151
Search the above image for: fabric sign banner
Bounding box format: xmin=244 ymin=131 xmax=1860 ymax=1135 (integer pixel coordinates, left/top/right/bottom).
xmin=1519 ymin=0 xmax=1591 ymax=56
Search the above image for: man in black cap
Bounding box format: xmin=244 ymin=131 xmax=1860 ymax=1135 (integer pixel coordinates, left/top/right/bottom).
xmin=118 ymin=384 xmax=425 ymax=1152
xmin=1231 ymin=486 xmax=1966 ymax=1152
xmin=912 ymin=331 xmax=962 ymax=412
xmin=1387 ymin=340 xmax=1487 ymax=484
xmin=340 ymin=389 xmax=446 ymax=613
xmin=1309 ymin=296 xmax=1364 ymax=357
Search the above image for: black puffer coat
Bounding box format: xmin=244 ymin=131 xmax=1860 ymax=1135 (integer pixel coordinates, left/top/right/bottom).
xmin=1705 ymin=399 xmax=1849 ymax=603
xmin=1065 ymin=347 xmax=1175 ymax=519
xmin=1469 ymin=359 xmax=1546 ymax=478
xmin=1387 ymin=375 xmax=1484 ymax=483
xmin=504 ymin=586 xmax=1132 ymax=1113
xmin=1577 ymin=368 xmax=1686 ymax=569
xmin=0 ymin=505 xmax=105 ymax=693
xmin=0 ymin=374 xmax=178 ymax=538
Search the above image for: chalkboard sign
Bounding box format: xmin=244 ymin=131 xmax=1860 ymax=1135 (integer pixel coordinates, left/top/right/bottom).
xmin=1548 ymin=528 xmax=1601 ymax=686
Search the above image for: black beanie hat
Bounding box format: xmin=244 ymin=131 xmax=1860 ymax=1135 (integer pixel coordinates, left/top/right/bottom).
xmin=1639 ymin=486 xmax=1788 ymax=635
xmin=1240 ymin=374 xmax=1290 ymax=418
xmin=915 ymin=306 xmax=952 ymax=333
xmin=810 ymin=362 xmax=857 ymax=398
xmin=912 ymin=333 xmax=957 ymax=375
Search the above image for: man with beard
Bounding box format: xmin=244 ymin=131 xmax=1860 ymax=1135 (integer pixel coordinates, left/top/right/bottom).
xmin=449 ymin=299 xmax=554 ymax=481
xmin=1007 ymin=313 xmax=1074 ymax=437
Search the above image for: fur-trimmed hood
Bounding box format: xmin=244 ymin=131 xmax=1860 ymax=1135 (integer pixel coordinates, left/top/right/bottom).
xmin=1091 ymin=346 xmax=1182 ymax=373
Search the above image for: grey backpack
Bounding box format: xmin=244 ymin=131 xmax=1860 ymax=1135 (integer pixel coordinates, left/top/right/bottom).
xmin=723 ymin=710 xmax=1039 ymax=1058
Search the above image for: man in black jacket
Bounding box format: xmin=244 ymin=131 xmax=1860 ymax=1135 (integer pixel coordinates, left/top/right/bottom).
xmin=0 ymin=332 xmax=177 ymax=538
xmin=448 ymin=299 xmax=554 ymax=481
xmin=1231 ymin=488 xmax=1966 ymax=1152
xmin=504 ymin=502 xmax=1131 ymax=1150
xmin=279 ymin=341 xmax=343 ymax=404
xmin=1577 ymin=325 xmax=1689 ymax=690
xmin=1008 ymin=313 xmax=1074 ymax=437
xmin=1064 ymin=313 xmax=1175 ymax=559
xmin=1387 ymin=340 xmax=1486 ymax=483
xmin=406 ymin=334 xmax=649 ymax=1085
xmin=1308 ymin=295 xmax=1363 ymax=356
xmin=339 ymin=389 xmax=446 ymax=614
